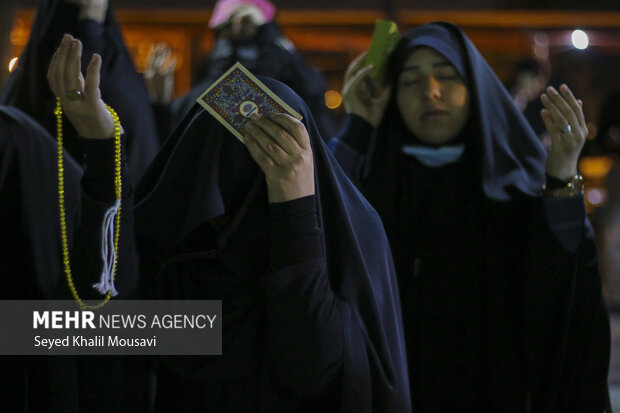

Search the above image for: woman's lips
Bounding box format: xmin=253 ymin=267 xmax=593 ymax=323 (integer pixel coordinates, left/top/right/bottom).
xmin=421 ymin=109 xmax=449 ymax=120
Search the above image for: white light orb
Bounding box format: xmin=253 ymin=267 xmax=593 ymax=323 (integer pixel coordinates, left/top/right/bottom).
xmin=571 ymin=30 xmax=589 ymax=50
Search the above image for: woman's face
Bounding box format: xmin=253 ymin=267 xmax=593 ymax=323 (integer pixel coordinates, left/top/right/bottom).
xmin=396 ymin=47 xmax=470 ymax=145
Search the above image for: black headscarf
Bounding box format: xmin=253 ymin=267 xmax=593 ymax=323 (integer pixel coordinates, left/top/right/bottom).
xmin=0 ymin=0 xmax=159 ymax=185
xmin=133 ymin=77 xmax=410 ymax=411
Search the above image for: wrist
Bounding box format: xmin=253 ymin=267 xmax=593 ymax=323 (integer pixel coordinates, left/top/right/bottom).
xmin=545 ymin=153 xmax=579 ymax=181
xmin=545 ymin=160 xmax=578 ymax=181
xmin=542 ymin=173 xmax=583 ymax=198
xmin=71 ymin=112 xmax=121 ymax=140
xmin=347 ymin=109 xmax=375 ymax=128
xmin=268 ymin=190 xmax=315 ymax=204
xmin=267 ymin=184 xmax=315 ymax=204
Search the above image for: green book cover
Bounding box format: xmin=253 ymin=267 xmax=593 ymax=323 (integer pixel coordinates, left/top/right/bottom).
xmin=365 ymin=20 xmax=401 ymax=83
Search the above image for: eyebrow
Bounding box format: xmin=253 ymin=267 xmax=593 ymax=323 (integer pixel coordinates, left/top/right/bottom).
xmin=401 ymin=62 xmax=454 ymax=72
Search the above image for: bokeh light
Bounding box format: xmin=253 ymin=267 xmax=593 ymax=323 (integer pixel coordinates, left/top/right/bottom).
xmin=571 ymin=30 xmax=589 ymax=50
xmin=325 ymin=90 xmax=342 ymax=109
xmin=8 ymin=57 xmax=18 ymax=72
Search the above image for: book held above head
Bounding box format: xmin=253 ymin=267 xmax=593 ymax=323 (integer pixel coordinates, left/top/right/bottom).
xmin=197 ymin=62 xmax=302 ymax=142
xmin=365 ymin=20 xmax=401 ymax=85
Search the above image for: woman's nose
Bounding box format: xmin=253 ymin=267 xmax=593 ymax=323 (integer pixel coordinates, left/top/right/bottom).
xmin=424 ymin=77 xmax=442 ymax=101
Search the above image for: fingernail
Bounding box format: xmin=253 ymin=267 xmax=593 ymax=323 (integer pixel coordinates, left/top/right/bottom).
xmin=547 ymin=86 xmax=557 ymax=94
xmin=251 ymin=113 xmax=261 ymax=120
xmin=560 ymin=84 xmax=568 ymax=91
xmin=245 ymin=121 xmax=255 ymax=129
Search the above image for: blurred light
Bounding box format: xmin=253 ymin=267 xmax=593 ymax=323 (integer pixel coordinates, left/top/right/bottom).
xmin=8 ymin=57 xmax=18 ymax=72
xmin=609 ymin=125 xmax=620 ymax=144
xmin=587 ymin=122 xmax=598 ymax=140
xmin=324 ymin=90 xmax=342 ymax=109
xmin=571 ymin=30 xmax=589 ymax=50
xmin=579 ymin=156 xmax=613 ymax=180
xmin=533 ymin=32 xmax=549 ymax=47
xmin=534 ymin=45 xmax=549 ymax=59
xmin=10 ymin=19 xmax=25 ymax=45
xmin=586 ymin=188 xmax=604 ymax=206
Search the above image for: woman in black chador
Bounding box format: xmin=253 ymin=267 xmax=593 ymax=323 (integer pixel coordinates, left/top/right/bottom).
xmin=47 ymin=35 xmax=411 ymax=412
xmin=330 ymin=22 xmax=610 ymax=411
xmin=0 ymin=0 xmax=159 ymax=185
xmin=0 ymin=105 xmax=82 ymax=411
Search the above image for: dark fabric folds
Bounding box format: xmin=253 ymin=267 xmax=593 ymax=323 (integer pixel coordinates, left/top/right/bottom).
xmin=0 ymin=106 xmax=76 ymax=412
xmin=0 ymin=105 xmax=81 ymax=300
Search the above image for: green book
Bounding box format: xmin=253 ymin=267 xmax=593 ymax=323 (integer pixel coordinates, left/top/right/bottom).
xmin=365 ymin=20 xmax=401 ymax=84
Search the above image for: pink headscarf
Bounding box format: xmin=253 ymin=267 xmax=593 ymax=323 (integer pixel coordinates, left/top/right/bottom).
xmin=208 ymin=0 xmax=276 ymax=28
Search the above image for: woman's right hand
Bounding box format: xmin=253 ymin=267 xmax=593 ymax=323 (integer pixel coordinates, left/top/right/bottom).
xmin=47 ymin=34 xmax=121 ymax=139
xmin=342 ymin=52 xmax=391 ymax=127
xmin=244 ymin=113 xmax=315 ymax=204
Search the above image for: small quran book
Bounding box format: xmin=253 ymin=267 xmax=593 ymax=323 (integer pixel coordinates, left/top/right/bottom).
xmin=365 ymin=20 xmax=401 ymax=84
xmin=197 ymin=62 xmax=303 ymax=142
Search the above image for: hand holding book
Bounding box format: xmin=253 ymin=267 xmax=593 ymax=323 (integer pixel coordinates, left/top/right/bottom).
xmin=342 ymin=52 xmax=392 ymax=128
xmin=245 ymin=112 xmax=315 ymax=203
xmin=196 ymin=62 xmax=313 ymax=203
xmin=341 ymin=20 xmax=400 ymax=127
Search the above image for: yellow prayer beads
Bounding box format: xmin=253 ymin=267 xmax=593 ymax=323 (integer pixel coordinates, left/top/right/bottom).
xmin=55 ymin=97 xmax=122 ymax=310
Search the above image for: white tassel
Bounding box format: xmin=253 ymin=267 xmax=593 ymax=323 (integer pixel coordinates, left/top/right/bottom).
xmin=93 ymin=199 xmax=121 ymax=296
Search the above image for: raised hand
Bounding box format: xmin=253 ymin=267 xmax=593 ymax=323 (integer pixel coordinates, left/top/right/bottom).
xmin=229 ymin=4 xmax=266 ymax=40
xmin=244 ymin=113 xmax=315 ymax=203
xmin=144 ymin=43 xmax=176 ymax=104
xmin=540 ymin=84 xmax=587 ymax=181
xmin=342 ymin=52 xmax=391 ymax=127
xmin=47 ymin=34 xmax=120 ymax=139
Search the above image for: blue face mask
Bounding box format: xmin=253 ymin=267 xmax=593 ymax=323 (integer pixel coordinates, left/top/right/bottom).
xmin=401 ymin=144 xmax=465 ymax=167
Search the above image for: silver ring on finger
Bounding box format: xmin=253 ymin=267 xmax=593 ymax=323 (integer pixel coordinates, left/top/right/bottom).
xmin=65 ymin=89 xmax=83 ymax=100
xmin=560 ymin=124 xmax=572 ymax=134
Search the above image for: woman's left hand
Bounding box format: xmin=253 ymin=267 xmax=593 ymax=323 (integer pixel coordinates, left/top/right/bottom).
xmin=244 ymin=113 xmax=315 ymax=204
xmin=541 ymin=84 xmax=587 ymax=181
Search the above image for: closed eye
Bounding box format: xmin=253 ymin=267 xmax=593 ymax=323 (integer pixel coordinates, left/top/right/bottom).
xmin=402 ymin=79 xmax=421 ymax=86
